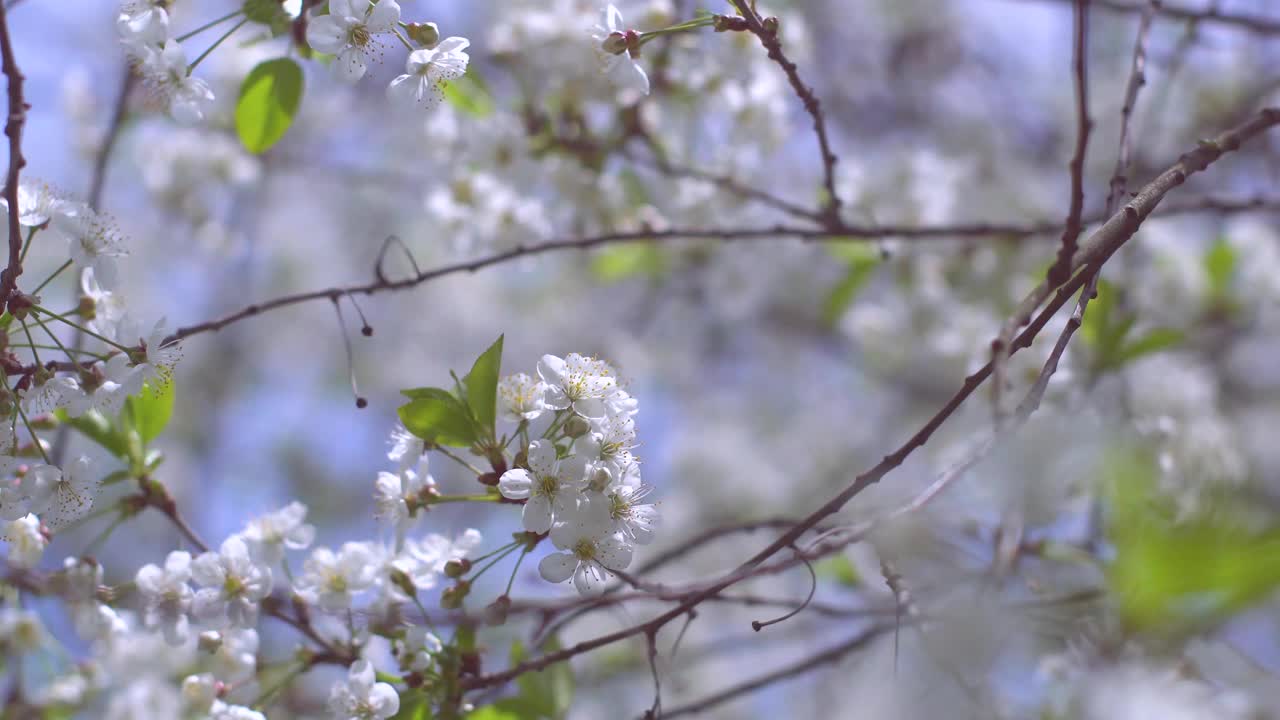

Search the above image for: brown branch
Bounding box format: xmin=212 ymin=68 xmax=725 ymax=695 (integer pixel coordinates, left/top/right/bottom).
xmin=161 ymin=192 xmax=1280 ymax=349
xmin=0 ymin=2 xmax=27 ymax=307
xmin=727 ymin=0 xmax=842 ymax=227
xmin=1014 ymin=0 xmax=1280 ymax=35
xmin=1047 ymin=0 xmax=1093 ymax=292
xmin=87 ymin=64 xmax=135 ymax=211
xmin=1106 ymin=1 xmax=1160 ymax=214
xmin=459 ymin=109 xmax=1280 ymax=694
xmin=660 ymin=624 xmax=893 ymax=718
xmin=624 ymin=149 xmax=827 ymax=224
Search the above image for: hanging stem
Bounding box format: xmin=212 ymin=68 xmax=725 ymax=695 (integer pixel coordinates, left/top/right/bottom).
xmin=31 ymin=305 xmax=134 ymax=353
xmin=30 ymin=259 xmax=72 ymax=296
xmin=188 ymin=17 xmax=250 ymax=73
xmin=175 ymin=8 xmax=244 ymax=43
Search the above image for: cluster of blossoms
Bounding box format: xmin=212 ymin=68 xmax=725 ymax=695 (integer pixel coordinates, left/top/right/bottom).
xmin=496 ymin=353 xmax=658 ymax=594
xmin=117 ymin=0 xmax=217 ymax=123
xmin=303 ymin=0 xmax=471 ymax=110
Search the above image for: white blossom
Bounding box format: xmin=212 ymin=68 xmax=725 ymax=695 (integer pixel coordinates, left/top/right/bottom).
xmin=4 ymin=513 xmax=47 ymax=569
xmin=327 ymin=659 xmax=400 ymax=720
xmin=135 ymin=550 xmax=194 ymax=645
xmin=191 ymin=536 xmax=273 ymax=629
xmin=386 ymin=37 xmax=470 ymax=108
xmin=241 ymin=501 xmax=315 ymax=565
xmin=591 ymin=4 xmax=649 ymax=96
xmin=306 ymin=0 xmax=401 ymax=83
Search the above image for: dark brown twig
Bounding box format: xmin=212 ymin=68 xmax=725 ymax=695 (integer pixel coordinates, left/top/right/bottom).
xmin=0 ymin=2 xmax=27 ymax=307
xmin=1015 ymin=0 xmax=1280 ymax=35
xmin=727 ymin=0 xmax=842 ymax=227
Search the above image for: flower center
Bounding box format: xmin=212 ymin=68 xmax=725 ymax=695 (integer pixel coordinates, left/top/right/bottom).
xmin=351 ymin=24 xmax=371 ymax=47
xmin=572 ymin=538 xmax=597 ymax=561
xmin=536 ymin=474 xmax=559 ymax=498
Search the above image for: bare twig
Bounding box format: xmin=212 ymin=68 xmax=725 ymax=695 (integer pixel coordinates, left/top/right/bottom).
xmin=1106 ymin=1 xmax=1160 ymax=214
xmin=87 ymin=64 xmax=135 ymax=211
xmin=161 ymin=192 xmax=1280 ymax=349
xmin=625 ymin=149 xmax=826 ymax=224
xmin=728 ymin=0 xmax=842 ymax=227
xmin=1011 ymin=0 xmax=1280 ymax=35
xmin=0 ymin=2 xmax=27 ymax=306
xmin=459 ymin=109 xmax=1280 ymax=693
xmin=660 ymin=624 xmax=893 ymax=718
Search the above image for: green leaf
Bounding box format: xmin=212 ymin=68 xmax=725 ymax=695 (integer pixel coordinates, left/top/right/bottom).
xmin=401 ymin=386 xmax=461 ymax=401
xmin=235 ymin=58 xmax=304 ymax=154
xmin=398 ymin=394 xmax=478 ymax=447
xmin=1204 ymin=237 xmax=1237 ymax=298
xmin=123 ymin=379 xmax=175 ymax=445
xmin=1114 ymin=327 xmax=1184 ymax=365
xmin=590 ymin=244 xmax=666 ymax=283
xmin=510 ymin=637 xmax=573 ymax=719
xmin=1104 ymin=448 xmax=1280 ymax=636
xmin=466 ymin=702 xmax=524 ymax=720
xmin=56 ymin=409 xmax=127 ymax=459
xmin=443 ymin=68 xmax=494 ymax=118
xmin=1079 ymin=277 xmax=1118 ymax=350
xmin=822 ymin=248 xmax=880 ymax=327
xmin=814 ymin=554 xmax=861 ymax=587
xmin=392 ymin=690 xmax=434 ymax=720
xmin=464 ymin=335 xmax=503 ymax=439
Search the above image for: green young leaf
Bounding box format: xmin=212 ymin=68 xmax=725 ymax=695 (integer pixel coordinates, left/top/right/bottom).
xmin=466 ymin=702 xmax=524 ymax=720
xmin=510 ymin=637 xmax=574 ymax=719
xmin=814 ymin=554 xmax=861 ymax=587
xmin=590 ymin=244 xmax=666 ymax=283
xmin=1204 ymin=237 xmax=1238 ymax=298
xmin=1114 ymin=327 xmax=1185 ymax=365
xmin=398 ymin=394 xmax=478 ymax=447
xmin=443 ymin=68 xmax=494 ymax=118
xmin=235 ymin=58 xmax=304 ymax=154
xmin=1104 ymin=448 xmax=1280 ymax=636
xmin=391 ymin=690 xmax=434 ymax=720
xmin=401 ymin=386 xmax=461 ymax=401
xmin=123 ymin=379 xmax=175 ymax=445
xmin=1078 ymin=277 xmax=1118 ymax=350
xmin=464 ymin=335 xmax=504 ymax=438
xmin=822 ymin=248 xmax=880 ymax=327
xmin=55 ymin=409 xmax=128 ymax=459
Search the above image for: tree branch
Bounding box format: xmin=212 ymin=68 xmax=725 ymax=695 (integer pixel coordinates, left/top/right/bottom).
xmin=0 ymin=2 xmax=27 ymax=307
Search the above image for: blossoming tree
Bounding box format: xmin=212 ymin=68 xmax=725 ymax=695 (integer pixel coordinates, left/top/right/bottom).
xmin=2 ymin=0 xmax=1280 ymax=718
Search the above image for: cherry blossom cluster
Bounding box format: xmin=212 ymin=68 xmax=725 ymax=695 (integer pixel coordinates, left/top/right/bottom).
xmin=117 ymin=0 xmax=217 ymax=123
xmin=304 ymin=0 xmax=471 ymax=110
xmin=497 ymin=353 xmax=657 ymax=595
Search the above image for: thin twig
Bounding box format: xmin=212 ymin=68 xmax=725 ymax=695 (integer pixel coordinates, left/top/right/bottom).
xmin=728 ymin=0 xmax=842 ymax=226
xmin=0 ymin=2 xmax=27 ymax=305
xmin=1013 ymin=0 xmax=1280 ymax=35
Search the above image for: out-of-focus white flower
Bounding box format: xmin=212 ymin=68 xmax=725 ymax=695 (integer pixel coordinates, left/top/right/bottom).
xmin=399 ymin=626 xmax=442 ymax=673
xmin=591 ymin=5 xmax=649 ymax=96
xmin=386 ymin=37 xmax=470 ymax=108
xmin=3 ymin=513 xmax=46 ymax=568
xmin=136 ymin=550 xmax=194 ymax=645
xmin=191 ymin=536 xmax=273 ymax=629
xmin=327 ymin=659 xmax=400 ymax=719
xmin=295 ymin=542 xmax=379 ymax=611
xmin=306 ymin=0 xmax=401 ymax=83
xmin=136 ymin=40 xmax=216 ymax=123
xmin=0 ymin=607 xmax=48 ymax=652
xmin=407 ymin=528 xmax=482 ymax=575
xmin=387 ymin=423 xmax=424 ymax=472
xmin=117 ymin=0 xmax=171 ymax=49
xmin=241 ymin=501 xmax=315 ymax=565
xmin=373 ymin=457 xmax=435 ymax=528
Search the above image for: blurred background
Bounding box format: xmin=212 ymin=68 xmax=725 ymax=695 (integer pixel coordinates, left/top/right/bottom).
xmin=8 ymin=0 xmax=1280 ymax=717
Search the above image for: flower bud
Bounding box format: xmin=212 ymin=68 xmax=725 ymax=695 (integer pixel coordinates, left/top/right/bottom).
xmin=601 ymin=31 xmax=628 ymax=55
xmin=563 ymin=415 xmax=590 ymax=439
xmin=444 ymin=558 xmax=471 ymax=579
xmin=484 ymin=595 xmax=511 ymax=627
xmin=390 ymin=567 xmax=418 ymax=599
xmin=477 ymin=471 xmax=500 ymax=486
xmin=198 ymin=630 xmax=223 ymax=654
xmin=406 ymin=21 xmax=440 ymax=48
xmin=762 ymin=16 xmax=780 ymax=34
xmin=6 ymin=292 xmax=34 ymax=320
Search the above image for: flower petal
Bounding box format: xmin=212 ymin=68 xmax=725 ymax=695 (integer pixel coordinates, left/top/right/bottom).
xmin=538 ymin=552 xmax=575 ymax=583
